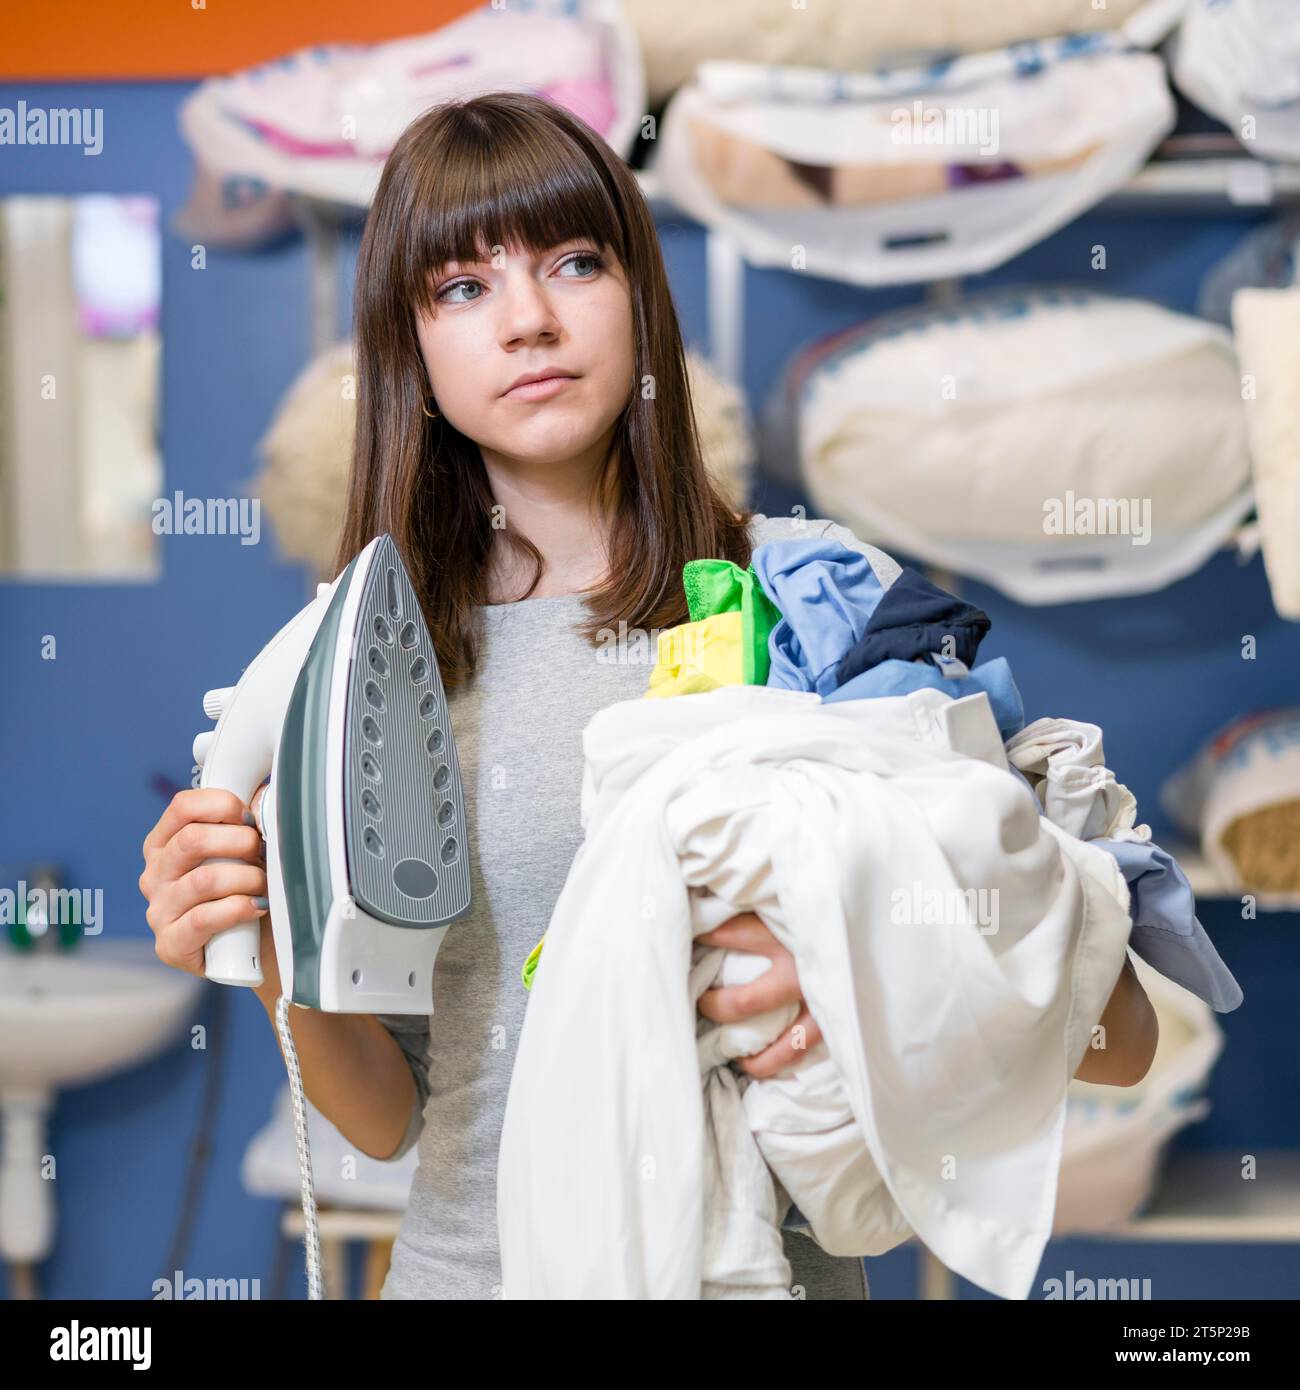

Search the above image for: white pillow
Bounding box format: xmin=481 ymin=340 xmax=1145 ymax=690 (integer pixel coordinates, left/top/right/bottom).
xmin=787 ymin=287 xmax=1255 ymax=603
xmin=653 ymin=47 xmax=1175 ymax=286
xmin=1231 ymin=285 xmax=1300 ymax=620
xmin=625 ymin=0 xmax=1181 ymax=105
xmin=1168 ymin=0 xmax=1300 ymax=160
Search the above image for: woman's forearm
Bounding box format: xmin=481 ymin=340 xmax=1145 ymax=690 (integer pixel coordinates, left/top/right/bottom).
xmin=1073 ymin=953 xmax=1158 ymax=1086
xmin=254 ymin=971 xmax=417 ymax=1162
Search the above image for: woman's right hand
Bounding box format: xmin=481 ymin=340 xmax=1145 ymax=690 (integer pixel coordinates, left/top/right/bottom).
xmin=139 ymin=785 xmax=273 ymax=981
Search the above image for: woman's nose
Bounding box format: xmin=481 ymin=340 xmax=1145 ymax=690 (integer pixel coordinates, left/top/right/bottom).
xmin=498 ymin=269 xmax=561 ymax=345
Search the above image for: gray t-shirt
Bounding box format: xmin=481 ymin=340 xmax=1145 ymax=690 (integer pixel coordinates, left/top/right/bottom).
xmin=376 ymin=513 xmax=901 ymax=1300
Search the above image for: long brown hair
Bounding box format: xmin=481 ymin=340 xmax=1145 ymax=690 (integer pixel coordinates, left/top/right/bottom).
xmin=334 ymin=90 xmax=755 ymax=690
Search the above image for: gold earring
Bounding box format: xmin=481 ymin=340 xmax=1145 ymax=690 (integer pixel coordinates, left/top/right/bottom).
xmin=422 ymin=396 xmax=440 ymax=419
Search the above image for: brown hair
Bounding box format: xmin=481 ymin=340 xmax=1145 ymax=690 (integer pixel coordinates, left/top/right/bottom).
xmin=334 ymin=90 xmax=755 ymax=690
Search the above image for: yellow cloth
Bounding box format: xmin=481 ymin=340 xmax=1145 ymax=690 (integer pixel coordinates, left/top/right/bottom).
xmin=643 ymin=610 xmax=746 ymax=699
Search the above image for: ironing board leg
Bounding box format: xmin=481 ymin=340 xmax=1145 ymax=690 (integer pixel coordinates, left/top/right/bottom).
xmin=363 ymin=1239 xmax=393 ymax=1300
xmin=315 ymin=1234 xmax=345 ymax=1299
xmin=920 ymin=1247 xmax=956 ymax=1300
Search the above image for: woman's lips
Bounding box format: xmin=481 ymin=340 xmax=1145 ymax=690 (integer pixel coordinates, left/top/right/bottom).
xmin=503 ymin=374 xmax=577 ymax=402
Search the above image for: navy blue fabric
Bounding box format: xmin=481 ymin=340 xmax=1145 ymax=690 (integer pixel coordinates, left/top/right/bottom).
xmin=835 ymin=567 xmax=991 ymax=687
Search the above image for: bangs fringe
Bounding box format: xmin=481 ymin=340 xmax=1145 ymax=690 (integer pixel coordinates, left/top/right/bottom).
xmin=398 ymin=98 xmax=630 ymax=320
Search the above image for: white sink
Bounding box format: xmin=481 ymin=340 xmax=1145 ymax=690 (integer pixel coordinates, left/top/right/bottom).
xmin=0 ymin=937 xmax=204 ymax=1270
xmin=0 ymin=936 xmax=201 ymax=1090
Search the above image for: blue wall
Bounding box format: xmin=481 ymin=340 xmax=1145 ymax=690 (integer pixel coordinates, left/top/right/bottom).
xmin=1 ymin=78 xmax=1296 ymax=1300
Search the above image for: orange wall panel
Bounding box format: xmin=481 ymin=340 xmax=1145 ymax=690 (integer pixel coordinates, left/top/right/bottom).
xmin=0 ymin=0 xmax=481 ymax=81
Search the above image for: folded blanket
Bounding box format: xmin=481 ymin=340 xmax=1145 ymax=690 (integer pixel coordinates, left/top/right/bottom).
xmin=497 ymin=684 xmax=1134 ymax=1299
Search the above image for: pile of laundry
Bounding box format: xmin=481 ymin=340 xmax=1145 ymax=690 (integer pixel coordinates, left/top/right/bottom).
xmin=500 ymin=536 xmax=1241 ymax=1301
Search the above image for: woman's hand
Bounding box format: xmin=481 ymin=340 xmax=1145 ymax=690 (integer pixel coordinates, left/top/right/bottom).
xmin=139 ymin=784 xmax=273 ymax=982
xmin=695 ymin=912 xmax=820 ymax=1079
xmin=696 ymin=915 xmax=1157 ymax=1090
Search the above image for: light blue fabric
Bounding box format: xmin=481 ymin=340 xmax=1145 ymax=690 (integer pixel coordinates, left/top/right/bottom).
xmin=824 ymin=654 xmax=1026 ymax=741
xmin=1093 ymin=837 xmax=1243 ymax=1013
xmin=752 ymin=538 xmax=886 ymax=695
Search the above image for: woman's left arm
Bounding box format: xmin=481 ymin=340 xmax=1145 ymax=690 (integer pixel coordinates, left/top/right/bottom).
xmin=697 ymin=915 xmax=1159 ymax=1087
xmin=1072 ymin=953 xmax=1159 ymax=1086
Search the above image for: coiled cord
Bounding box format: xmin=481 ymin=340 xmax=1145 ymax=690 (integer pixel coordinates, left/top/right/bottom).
xmin=275 ymin=994 xmax=324 ymax=1300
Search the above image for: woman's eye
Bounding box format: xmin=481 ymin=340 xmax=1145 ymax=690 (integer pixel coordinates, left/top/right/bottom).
xmin=437 ymin=279 xmax=483 ymax=305
xmin=561 ymin=251 xmax=602 ymax=277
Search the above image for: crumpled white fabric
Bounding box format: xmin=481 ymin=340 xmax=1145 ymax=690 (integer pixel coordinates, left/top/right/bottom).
xmin=1004 ymin=717 xmax=1143 ymax=841
xmin=497 ymin=685 xmax=1133 ymax=1300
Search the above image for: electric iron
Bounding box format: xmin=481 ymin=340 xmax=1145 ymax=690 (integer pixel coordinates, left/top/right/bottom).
xmin=191 ymin=532 xmax=470 ymax=1297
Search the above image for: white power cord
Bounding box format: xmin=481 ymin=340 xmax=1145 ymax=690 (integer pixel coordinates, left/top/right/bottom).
xmin=274 ymin=994 xmax=325 ymax=1300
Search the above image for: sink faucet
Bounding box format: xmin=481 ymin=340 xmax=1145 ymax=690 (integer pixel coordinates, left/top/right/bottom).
xmin=5 ymin=866 xmax=82 ymax=952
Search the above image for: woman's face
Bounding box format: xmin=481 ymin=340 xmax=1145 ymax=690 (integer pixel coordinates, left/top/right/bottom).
xmin=414 ymin=236 xmax=635 ymax=472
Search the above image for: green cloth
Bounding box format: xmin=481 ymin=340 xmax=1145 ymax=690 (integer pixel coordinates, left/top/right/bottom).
xmin=681 ymin=558 xmax=782 ymax=685
xmin=522 ymin=935 xmax=544 ymax=990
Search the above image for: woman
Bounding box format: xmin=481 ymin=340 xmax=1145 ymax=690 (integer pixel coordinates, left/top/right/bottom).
xmin=139 ymin=91 xmax=1156 ymax=1302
